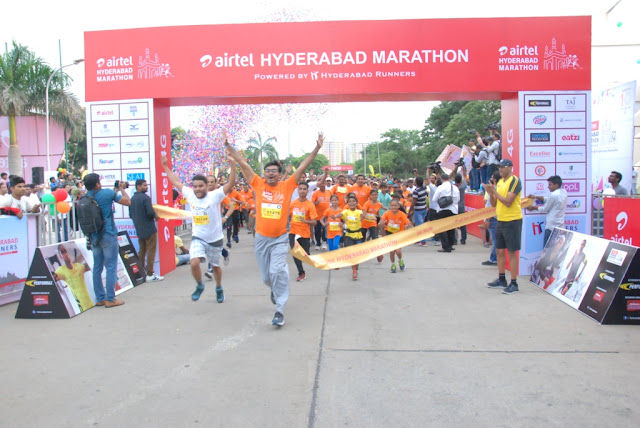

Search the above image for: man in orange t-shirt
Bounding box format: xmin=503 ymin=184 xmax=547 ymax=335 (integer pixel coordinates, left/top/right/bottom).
xmin=350 ymin=174 xmax=372 ymax=207
xmin=289 ymin=182 xmax=318 ymax=282
xmin=239 ymin=182 xmax=253 ymax=232
xmin=225 ymin=187 xmax=243 ymax=246
xmin=311 ymin=176 xmax=332 ymax=250
xmin=226 ymin=132 xmax=325 ymax=327
xmin=331 ymin=174 xmax=351 ymax=208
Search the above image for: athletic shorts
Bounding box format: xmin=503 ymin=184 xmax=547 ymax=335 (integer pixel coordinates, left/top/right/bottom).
xmin=495 ymin=219 xmax=522 ymax=252
xmin=362 ymin=226 xmax=378 ymax=240
xmin=190 ymin=238 xmax=223 ymax=267
xmin=343 ymin=236 xmax=362 ymax=247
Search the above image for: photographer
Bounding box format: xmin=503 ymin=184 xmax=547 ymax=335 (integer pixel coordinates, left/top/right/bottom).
xmin=487 ymin=132 xmax=501 ymax=177
xmin=83 ymin=174 xmax=131 ymax=308
xmin=474 ymin=142 xmax=490 ymax=185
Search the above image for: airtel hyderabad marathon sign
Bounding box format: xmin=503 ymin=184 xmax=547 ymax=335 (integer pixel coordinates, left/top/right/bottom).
xmin=84 ymin=16 xmax=590 ymax=103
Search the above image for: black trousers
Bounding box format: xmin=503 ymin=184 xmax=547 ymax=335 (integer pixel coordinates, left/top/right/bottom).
xmin=437 ymin=209 xmax=455 ymax=251
xmin=226 ymin=211 xmax=240 ymax=241
xmin=289 ymin=235 xmax=310 ymax=275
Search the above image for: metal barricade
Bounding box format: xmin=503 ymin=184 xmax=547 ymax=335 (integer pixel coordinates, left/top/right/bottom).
xmin=36 ymin=200 xmax=84 ymax=246
xmin=591 ymin=193 xmax=640 ymax=238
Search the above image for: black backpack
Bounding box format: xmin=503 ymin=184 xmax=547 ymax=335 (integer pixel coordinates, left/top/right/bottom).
xmin=77 ymin=190 xmax=105 ymax=236
xmin=495 ymin=139 xmax=503 ymax=161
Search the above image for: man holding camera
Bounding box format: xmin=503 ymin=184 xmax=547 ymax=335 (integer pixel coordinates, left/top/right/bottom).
xmin=432 ymin=173 xmax=460 ymax=253
xmin=83 ymin=173 xmax=131 ymax=308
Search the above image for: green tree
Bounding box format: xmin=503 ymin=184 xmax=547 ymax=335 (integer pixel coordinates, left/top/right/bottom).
xmin=354 ymin=129 xmax=423 ymax=176
xmin=0 ymin=42 xmax=82 ymax=175
xmin=63 ymin=107 xmax=87 ymax=174
xmin=245 ymin=132 xmax=279 ymax=172
xmin=171 ymin=126 xmax=189 ymax=156
xmin=287 ymin=153 xmax=329 ymax=174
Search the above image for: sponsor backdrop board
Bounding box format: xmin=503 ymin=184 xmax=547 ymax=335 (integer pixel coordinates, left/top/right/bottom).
xmin=519 ymin=91 xmax=591 ymax=275
xmin=0 ymin=216 xmax=35 ymax=305
xmin=84 ymin=17 xmax=591 ymax=104
xmin=591 ymin=80 xmax=636 ymax=193
xmin=15 ymin=239 xmax=134 ymax=319
xmin=530 ymin=228 xmax=639 ymax=324
xmin=603 ymin=197 xmax=639 ymax=248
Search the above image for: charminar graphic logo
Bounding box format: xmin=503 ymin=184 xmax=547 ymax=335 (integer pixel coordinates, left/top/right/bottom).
xmin=543 ymin=38 xmax=581 ymax=70
xmin=138 ymin=48 xmax=173 ymax=79
xmin=616 ymin=212 xmax=628 ymax=231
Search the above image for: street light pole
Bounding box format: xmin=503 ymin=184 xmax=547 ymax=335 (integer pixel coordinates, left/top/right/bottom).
xmin=46 ymin=59 xmax=83 ymax=171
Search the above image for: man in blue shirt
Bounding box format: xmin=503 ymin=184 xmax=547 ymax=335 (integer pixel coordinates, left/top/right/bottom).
xmin=83 ymin=173 xmax=131 ymax=308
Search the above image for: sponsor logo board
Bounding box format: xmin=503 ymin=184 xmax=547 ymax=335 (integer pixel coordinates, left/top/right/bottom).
xmin=556 ymin=145 xmax=586 ymax=162
xmin=562 ymin=180 xmax=585 ymax=195
xmin=606 ymin=248 xmax=627 ymax=267
xmin=556 ymin=128 xmax=586 ymax=146
xmin=525 ymin=112 xmax=555 ymax=128
xmin=125 ymin=170 xmax=150 ymax=183
xmin=563 ymin=215 xmax=586 ymax=233
xmin=525 ymin=180 xmax=550 ymax=197
xmin=556 ymin=94 xmax=586 ymax=112
xmin=97 ymin=170 xmax=121 ymax=185
xmin=120 ymin=120 xmax=149 ymax=137
xmin=91 ymin=121 xmax=120 ymax=138
xmin=121 ymin=152 xmax=150 ymax=169
xmin=556 ymin=111 xmax=586 ymax=128
xmin=526 ymin=130 xmax=554 ymax=145
xmin=525 ymin=163 xmax=555 ymax=179
xmin=556 ymin=163 xmax=586 ymax=179
xmin=524 ymin=96 xmax=553 ymax=110
xmin=93 ymin=153 xmax=122 ymax=170
xmin=525 ymin=147 xmax=555 ymax=163
xmin=120 ymin=102 xmax=149 ymax=120
xmin=566 ymin=197 xmax=586 ymax=214
xmin=121 ymin=136 xmax=150 ymax=152
xmin=90 ymin=104 xmax=120 ymax=121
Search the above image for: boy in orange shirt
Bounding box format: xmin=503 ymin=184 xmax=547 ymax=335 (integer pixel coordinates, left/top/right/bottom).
xmin=311 ymin=176 xmax=332 ymax=250
xmin=361 ymin=189 xmax=384 ymax=263
xmin=321 ymin=194 xmax=344 ymax=251
xmin=331 ymin=174 xmax=351 ymax=208
xmin=380 ymin=199 xmax=412 ymax=273
xmin=350 ymin=174 xmax=372 ymax=207
xmin=289 ymin=182 xmax=318 ymax=282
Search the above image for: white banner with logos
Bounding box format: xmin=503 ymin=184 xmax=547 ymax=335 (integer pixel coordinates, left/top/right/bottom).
xmin=519 ymin=91 xmax=592 ymax=275
xmin=591 ymin=81 xmax=636 ymax=193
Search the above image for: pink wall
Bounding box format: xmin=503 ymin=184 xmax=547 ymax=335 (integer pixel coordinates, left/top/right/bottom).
xmin=0 ymin=116 xmax=66 ymax=182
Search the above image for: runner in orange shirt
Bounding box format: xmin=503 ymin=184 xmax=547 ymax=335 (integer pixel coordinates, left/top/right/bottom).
xmin=311 ymin=175 xmax=332 ymax=250
xmin=361 ymin=189 xmax=384 ymax=263
xmin=380 ymin=199 xmax=412 ymax=273
xmin=341 ymin=194 xmax=365 ymax=280
xmin=331 ymin=174 xmax=351 ymax=208
xmin=289 ymin=182 xmax=318 ymax=282
xmin=226 ymin=132 xmax=324 ymax=327
xmin=321 ymin=194 xmax=344 ymax=252
xmin=239 ymin=182 xmax=253 ymax=233
xmin=350 ymin=174 xmax=372 ymax=207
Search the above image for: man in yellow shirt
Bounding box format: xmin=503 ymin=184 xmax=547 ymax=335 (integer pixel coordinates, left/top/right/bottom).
xmin=484 ymin=159 xmax=522 ymax=295
xmin=53 ymin=244 xmax=94 ymax=312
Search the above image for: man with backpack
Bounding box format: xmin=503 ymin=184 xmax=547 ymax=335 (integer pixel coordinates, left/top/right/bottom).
xmin=487 ymin=133 xmax=502 ymax=177
xmin=79 ymin=174 xmax=131 ymax=308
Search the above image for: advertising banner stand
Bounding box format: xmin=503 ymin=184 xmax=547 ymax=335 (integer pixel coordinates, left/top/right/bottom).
xmin=117 ymin=231 xmax=146 ymax=286
xmin=530 ymin=228 xmax=639 ymax=325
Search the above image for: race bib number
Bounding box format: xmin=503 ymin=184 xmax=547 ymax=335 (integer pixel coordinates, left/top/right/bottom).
xmin=336 ymin=187 xmax=347 ymax=193
xmin=292 ymin=211 xmax=305 ymax=222
xmin=365 ymin=213 xmax=377 ymax=221
xmin=329 ymin=221 xmax=342 ymax=231
xmin=193 ymin=214 xmax=209 ymax=225
xmin=261 ymin=203 xmax=282 ymax=219
xmin=388 ymin=222 xmax=400 ymax=232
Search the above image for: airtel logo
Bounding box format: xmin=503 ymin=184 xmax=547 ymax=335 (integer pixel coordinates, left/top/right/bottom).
xmin=96 ymin=58 xmax=105 ymax=67
xmin=498 ymin=46 xmax=508 ymax=56
xmin=561 ymin=134 xmax=580 ymax=141
xmin=616 ymin=212 xmax=628 ymax=230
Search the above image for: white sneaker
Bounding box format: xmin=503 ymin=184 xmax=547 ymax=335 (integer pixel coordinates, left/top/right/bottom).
xmin=204 ymin=270 xmax=213 ymax=279
xmin=321 ymin=243 xmax=327 ymax=250
xmin=223 ymin=254 xmax=230 ymax=266
xmin=315 ymin=246 xmax=321 ymax=251
xmin=146 ymin=274 xmax=164 ymax=282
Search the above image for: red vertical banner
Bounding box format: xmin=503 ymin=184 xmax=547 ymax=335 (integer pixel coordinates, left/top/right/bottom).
xmin=603 ymin=197 xmax=640 ymax=247
xmin=501 ymin=96 xmax=520 ymax=175
xmin=153 ymin=100 xmax=175 ymax=275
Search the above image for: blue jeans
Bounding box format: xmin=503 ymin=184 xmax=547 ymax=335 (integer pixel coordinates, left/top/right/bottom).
xmin=92 ymin=233 xmax=119 ymax=302
xmin=488 ymin=217 xmax=497 ymax=263
xmin=480 ymin=165 xmax=490 ymax=184
xmin=177 ymin=254 xmax=190 ymax=266
xmin=469 ymin=168 xmax=481 ymax=191
xmin=413 ymin=209 xmax=428 ymax=244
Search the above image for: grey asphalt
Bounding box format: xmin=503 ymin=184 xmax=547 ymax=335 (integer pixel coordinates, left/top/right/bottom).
xmin=1 ymin=230 xmax=638 ymax=428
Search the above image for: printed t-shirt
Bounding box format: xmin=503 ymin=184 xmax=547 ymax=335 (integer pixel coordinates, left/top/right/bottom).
xmin=311 ymin=189 xmax=332 ymax=219
xmin=382 ymin=210 xmax=411 ymax=233
xmin=183 ymin=186 xmax=226 ymax=242
xmin=341 ymin=208 xmax=363 ymax=232
xmin=250 ymin=174 xmax=298 ymax=237
xmin=350 ymin=184 xmax=372 ymax=207
xmin=289 ymin=199 xmax=317 ymax=238
xmin=331 ymin=185 xmax=351 ymax=208
xmin=495 ymin=175 xmax=522 ymax=222
xmin=227 ymin=189 xmax=243 ymax=210
xmin=247 ymin=198 xmax=256 ymax=217
xmin=403 ymin=200 xmax=413 ymax=213
xmin=55 ymin=263 xmax=93 ymax=311
xmin=323 ymin=207 xmax=344 ymax=239
xmin=361 ymin=200 xmax=382 ymax=228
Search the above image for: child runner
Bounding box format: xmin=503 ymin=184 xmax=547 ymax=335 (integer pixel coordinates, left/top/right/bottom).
xmin=322 ymin=195 xmax=344 ymax=251
xmin=341 ymin=194 xmax=364 ymax=280
xmin=361 ymin=189 xmax=384 ymax=262
xmin=380 ymin=199 xmax=412 ymax=273
xmin=289 ymin=182 xmax=318 ymax=282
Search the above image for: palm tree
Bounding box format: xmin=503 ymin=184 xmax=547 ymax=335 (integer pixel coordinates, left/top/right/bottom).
xmin=246 ymin=132 xmax=279 ymax=173
xmin=0 ymin=42 xmax=82 ymax=176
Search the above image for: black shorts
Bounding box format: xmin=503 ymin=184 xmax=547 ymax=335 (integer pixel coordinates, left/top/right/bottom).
xmin=362 ymin=226 xmax=378 ymax=240
xmin=343 ymin=236 xmax=362 ymax=247
xmin=495 ymin=219 xmax=522 ymax=252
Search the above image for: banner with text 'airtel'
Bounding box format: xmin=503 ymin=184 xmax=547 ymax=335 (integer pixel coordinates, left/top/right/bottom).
xmin=84 ymin=17 xmax=591 ymax=103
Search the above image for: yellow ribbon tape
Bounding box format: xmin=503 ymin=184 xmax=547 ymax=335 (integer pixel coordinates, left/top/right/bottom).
xmin=291 ymin=198 xmax=532 ymax=270
xmin=153 ymin=204 xmax=193 ymax=220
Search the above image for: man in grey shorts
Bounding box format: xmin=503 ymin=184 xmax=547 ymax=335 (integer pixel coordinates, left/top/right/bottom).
xmin=161 ymin=147 xmax=236 ymax=302
xmin=225 ymin=133 xmax=324 ymax=326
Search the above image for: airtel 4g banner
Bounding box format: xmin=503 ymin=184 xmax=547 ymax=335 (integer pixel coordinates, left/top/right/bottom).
xmin=84 ymin=16 xmax=591 ymax=103
xmin=604 ymin=197 xmax=639 ymax=248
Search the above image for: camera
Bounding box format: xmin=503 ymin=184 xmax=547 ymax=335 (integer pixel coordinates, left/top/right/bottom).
xmin=114 ymin=180 xmax=129 ymax=190
xmin=428 ymin=161 xmax=442 ymax=173
xmin=455 ymin=157 xmax=466 ymax=167
xmin=485 ymin=121 xmax=500 ymax=131
xmin=467 ymin=128 xmax=477 ymax=135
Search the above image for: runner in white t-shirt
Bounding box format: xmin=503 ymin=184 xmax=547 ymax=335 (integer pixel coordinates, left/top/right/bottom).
xmin=161 ymin=148 xmax=237 ymax=303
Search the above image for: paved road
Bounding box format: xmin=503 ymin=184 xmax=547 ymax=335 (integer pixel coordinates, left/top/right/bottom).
xmin=1 ymin=230 xmax=638 ymax=427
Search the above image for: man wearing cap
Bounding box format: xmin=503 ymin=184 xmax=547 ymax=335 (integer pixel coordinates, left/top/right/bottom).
xmin=484 ymin=159 xmax=522 ymax=295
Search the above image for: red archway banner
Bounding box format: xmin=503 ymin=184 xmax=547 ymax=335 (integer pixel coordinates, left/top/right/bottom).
xmin=84 ymin=16 xmax=591 ymax=104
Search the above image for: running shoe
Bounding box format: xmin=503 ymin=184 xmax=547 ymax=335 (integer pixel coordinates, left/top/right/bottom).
xmin=487 ymin=278 xmax=508 ymax=289
xmin=223 ymin=253 xmax=230 ymax=266
xmin=502 ymin=283 xmax=519 ymax=294
xmin=321 ymin=243 xmax=328 ymax=250
xmin=377 ymin=254 xmax=384 ymax=263
xmin=416 ymin=242 xmax=428 ymax=247
xmin=297 ymin=273 xmax=306 ymax=282
xmin=146 ymin=274 xmax=164 ymax=281
xmin=315 ymin=246 xmax=321 ymax=251
xmin=352 ymin=268 xmax=358 ymax=280
xmin=226 ymin=241 xmax=232 ymax=248
xmin=399 ymin=260 xmax=405 ymax=271
xmin=191 ymin=284 xmax=205 ymax=301
xmin=215 ymin=286 xmax=225 ymax=303
xmin=204 ymin=270 xmax=213 ymax=279
xmin=233 ymin=235 xmax=239 ymax=243
xmin=391 ymin=264 xmax=397 ymax=273
xmin=272 ymin=311 xmax=285 ymax=326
